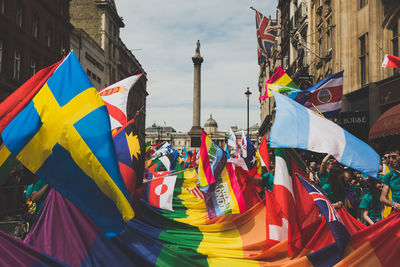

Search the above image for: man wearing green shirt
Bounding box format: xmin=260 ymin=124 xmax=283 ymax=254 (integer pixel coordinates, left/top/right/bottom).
xmin=380 ymin=148 xmax=400 ymax=212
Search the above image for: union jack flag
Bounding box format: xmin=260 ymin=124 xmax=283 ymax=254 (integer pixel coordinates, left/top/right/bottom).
xmin=254 ymin=9 xmax=279 ymax=63
xmin=297 ymin=174 xmax=343 ymax=223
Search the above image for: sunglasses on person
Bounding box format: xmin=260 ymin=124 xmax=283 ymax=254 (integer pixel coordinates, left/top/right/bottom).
xmin=389 ymin=155 xmax=398 ymax=159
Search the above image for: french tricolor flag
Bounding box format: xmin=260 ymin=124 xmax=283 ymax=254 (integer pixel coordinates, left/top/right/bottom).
xmin=270 ymin=91 xmax=380 ymax=178
xmin=306 ymin=71 xmax=344 ymax=118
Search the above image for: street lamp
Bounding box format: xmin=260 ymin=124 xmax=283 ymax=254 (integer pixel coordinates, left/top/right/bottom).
xmin=244 ymin=87 xmax=252 ymax=138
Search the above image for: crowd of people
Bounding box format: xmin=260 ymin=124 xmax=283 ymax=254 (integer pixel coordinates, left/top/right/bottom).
xmin=256 ymin=146 xmax=400 ymax=225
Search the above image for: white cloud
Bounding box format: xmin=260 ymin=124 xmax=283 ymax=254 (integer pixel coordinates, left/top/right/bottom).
xmin=115 ymin=0 xmax=277 ymax=131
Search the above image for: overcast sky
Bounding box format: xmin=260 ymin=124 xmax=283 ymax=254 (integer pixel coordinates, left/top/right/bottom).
xmin=115 ymin=0 xmax=277 ymax=132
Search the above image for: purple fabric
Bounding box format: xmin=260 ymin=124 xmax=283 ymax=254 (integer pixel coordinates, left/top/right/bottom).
xmin=24 ymin=189 xmax=135 ymax=267
xmin=0 ymin=230 xmax=65 ymax=267
xmin=24 ymin=189 xmax=100 ymax=266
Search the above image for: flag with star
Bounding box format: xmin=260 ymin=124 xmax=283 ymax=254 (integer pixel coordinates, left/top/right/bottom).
xmin=0 ymin=52 xmax=134 ymax=238
xmin=241 ymin=136 xmax=260 ymax=176
xmin=113 ymin=127 xmax=141 ymax=193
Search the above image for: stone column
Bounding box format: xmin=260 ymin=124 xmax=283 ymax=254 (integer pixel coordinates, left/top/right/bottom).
xmin=188 ymin=40 xmax=203 ymax=147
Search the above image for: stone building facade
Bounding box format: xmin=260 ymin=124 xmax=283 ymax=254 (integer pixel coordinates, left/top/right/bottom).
xmin=259 ymin=0 xmax=400 ymax=146
xmin=0 ymin=0 xmax=72 ymax=102
xmin=70 ymin=28 xmax=106 ymax=89
xmin=70 ymin=0 xmax=148 ymax=182
xmin=145 ymin=115 xmax=260 ymax=152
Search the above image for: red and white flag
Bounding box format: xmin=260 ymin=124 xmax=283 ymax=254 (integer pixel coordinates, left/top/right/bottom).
xmin=265 ymin=149 xmax=319 ymax=256
xmin=382 ymin=54 xmax=400 ymax=69
xmin=258 ymin=136 xmax=271 ymax=171
xmin=99 ymin=74 xmax=142 ymax=131
xmin=184 ymin=186 xmax=205 ymax=199
xmin=147 ymin=175 xmax=177 ymax=211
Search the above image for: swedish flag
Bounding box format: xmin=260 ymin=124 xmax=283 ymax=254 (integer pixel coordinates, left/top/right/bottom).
xmin=1 ymin=52 xmax=134 ymax=238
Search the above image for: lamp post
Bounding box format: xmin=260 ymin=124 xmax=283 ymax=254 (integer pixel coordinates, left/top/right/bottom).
xmin=244 ymin=87 xmax=252 ymax=138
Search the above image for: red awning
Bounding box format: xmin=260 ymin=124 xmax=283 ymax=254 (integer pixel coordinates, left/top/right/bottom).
xmin=369 ymin=103 xmax=400 ymax=140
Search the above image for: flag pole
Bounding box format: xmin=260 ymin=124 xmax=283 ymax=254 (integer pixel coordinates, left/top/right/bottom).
xmin=250 ymin=6 xmax=256 ymax=11
xmin=142 ymin=168 xmax=195 ymax=183
xmin=311 ymin=103 xmax=326 ymax=118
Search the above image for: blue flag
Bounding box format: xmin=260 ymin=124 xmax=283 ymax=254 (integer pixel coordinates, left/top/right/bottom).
xmin=1 ymin=52 xmax=134 ymax=238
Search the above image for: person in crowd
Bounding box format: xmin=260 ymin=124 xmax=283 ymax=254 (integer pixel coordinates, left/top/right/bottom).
xmin=25 ymin=178 xmax=50 ymax=227
xmin=360 ymin=178 xmax=383 ymax=225
xmin=319 ymin=154 xmax=335 ymax=187
xmin=307 ymin=162 xmax=320 ymax=186
xmin=343 ymin=168 xmax=362 ymax=218
xmin=380 ymin=147 xmax=400 ymax=212
xmin=322 ymin=166 xmax=347 ymax=209
xmin=382 ymin=152 xmax=390 ymax=166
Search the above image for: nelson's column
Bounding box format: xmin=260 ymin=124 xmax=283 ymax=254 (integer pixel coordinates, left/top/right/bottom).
xmin=188 ymin=40 xmax=203 ymax=147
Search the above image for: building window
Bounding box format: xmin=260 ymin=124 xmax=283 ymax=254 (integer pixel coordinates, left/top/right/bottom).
xmin=16 ymin=7 xmax=23 ymax=28
xmin=360 ymin=0 xmax=367 ymax=9
xmin=60 ymin=37 xmax=65 ymax=56
xmin=359 ymin=33 xmax=368 ymax=87
xmin=32 ymin=15 xmax=39 ymax=39
xmin=13 ymin=49 xmax=21 ymax=80
xmin=360 ymin=0 xmax=368 ymax=9
xmin=1 ymin=0 xmax=5 ymax=14
xmin=46 ymin=27 xmax=52 ymax=47
xmin=30 ymin=58 xmax=37 ymax=76
xmin=318 ymin=29 xmax=322 ymax=57
xmin=0 ymin=40 xmax=3 ymax=72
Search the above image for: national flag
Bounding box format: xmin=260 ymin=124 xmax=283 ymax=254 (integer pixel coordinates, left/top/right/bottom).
xmin=297 ymin=174 xmax=351 ymax=266
xmin=241 ymin=136 xmax=259 ymax=176
xmin=227 ymin=128 xmax=238 ymax=154
xmin=224 ymin=144 xmax=231 ymax=159
xmin=98 ymin=74 xmax=142 ymax=131
xmin=240 ymin=131 xmax=247 ymax=158
xmin=382 ymin=54 xmax=400 ymax=68
xmin=258 ymin=136 xmax=271 ymax=171
xmin=146 ymin=175 xmax=177 ymax=211
xmin=184 ymin=186 xmax=205 ymax=199
xmin=181 ymin=146 xmax=188 ymax=160
xmin=113 ymin=128 xmax=140 ymax=193
xmin=0 ymin=52 xmax=134 ymax=238
xmin=265 ymin=148 xmax=318 ymax=256
xmin=270 ymin=91 xmax=380 ymax=177
xmin=291 ymin=71 xmax=344 ymax=118
xmin=204 ymin=162 xmax=246 ymax=219
xmin=259 ymin=66 xmax=298 ymax=100
xmin=254 ymin=8 xmax=279 ymax=63
xmin=158 ymin=150 xmax=179 ymax=171
xmin=0 ymin=61 xmax=62 ymax=132
xmin=191 ymin=149 xmax=198 ymax=167
xmin=153 ymin=142 xmax=173 ymax=157
xmin=197 ymin=131 xmax=227 ymax=191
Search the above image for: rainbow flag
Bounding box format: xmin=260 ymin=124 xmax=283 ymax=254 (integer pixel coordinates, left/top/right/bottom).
xmin=10 ymin=162 xmax=400 ymax=267
xmin=204 ymin=162 xmax=246 ymax=219
xmin=197 ymin=131 xmax=227 ymax=191
xmin=259 ymin=66 xmax=298 ymax=100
